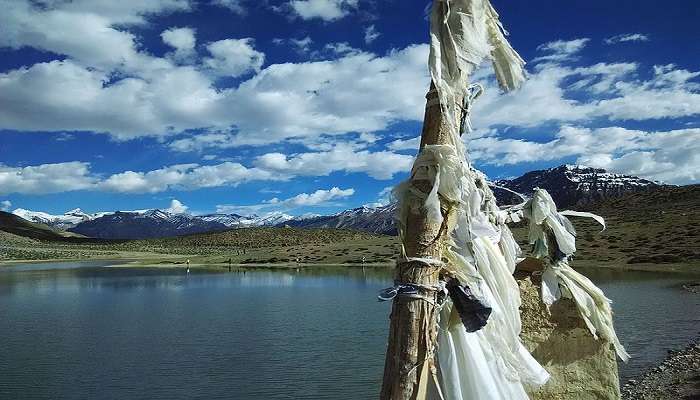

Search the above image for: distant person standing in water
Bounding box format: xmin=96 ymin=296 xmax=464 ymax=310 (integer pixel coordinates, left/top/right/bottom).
xmin=186 ymin=259 xmax=190 ymax=274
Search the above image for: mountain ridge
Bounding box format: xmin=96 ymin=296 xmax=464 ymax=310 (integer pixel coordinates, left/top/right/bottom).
xmin=9 ymin=165 xmax=672 ymax=239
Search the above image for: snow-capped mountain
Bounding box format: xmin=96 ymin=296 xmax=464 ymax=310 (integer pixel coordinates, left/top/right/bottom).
xmin=12 ymin=208 xmax=109 ymax=230
xmin=281 ymin=166 xmax=663 ymax=234
xmin=10 ymin=165 xmax=666 ymax=239
xmin=12 ymin=207 xmax=298 ymax=240
xmin=283 ymin=204 xmax=397 ymax=235
xmin=69 ymin=210 xmax=231 ymax=240
xmin=198 ymin=212 xmax=294 ymax=228
xmin=492 ymin=164 xmax=662 ymax=208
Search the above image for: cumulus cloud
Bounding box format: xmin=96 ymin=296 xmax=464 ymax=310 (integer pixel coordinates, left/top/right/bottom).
xmin=165 ymin=199 xmax=189 ymax=214
xmin=161 ymin=27 xmax=196 ymax=60
xmin=99 ymin=162 xmax=275 ymax=193
xmin=286 ymin=0 xmax=358 ymax=21
xmin=364 ymin=25 xmax=380 ymax=44
xmin=222 ymin=45 xmax=429 ymax=145
xmin=604 ymin=33 xmax=650 ymax=45
xmin=1 ymin=200 xmax=11 ymax=211
xmin=168 ymin=133 xmax=237 ymax=152
xmin=471 ymin=40 xmax=700 ymax=128
xmin=0 ymin=0 xmax=182 ymax=73
xmin=253 ymin=144 xmax=414 ymax=180
xmin=273 ymin=36 xmax=314 ymax=54
xmin=0 ymin=143 xmax=411 ymax=195
xmin=387 ymin=136 xmax=420 ymax=151
xmin=0 ymin=162 xmax=96 ymax=195
xmin=212 ymin=0 xmax=246 ymax=14
xmin=279 ymin=186 xmax=354 ymax=206
xmin=1 ymin=2 xmax=698 ymax=189
xmin=216 ymin=186 xmax=354 ymax=214
xmin=468 ymin=126 xmax=700 ymax=184
xmin=5 ymin=33 xmax=697 ymax=152
xmin=533 ymin=38 xmax=590 ymax=63
xmin=204 ymin=38 xmax=265 ymax=77
xmin=363 ymin=185 xmax=394 ymax=207
xmin=323 ymin=42 xmax=362 ymax=56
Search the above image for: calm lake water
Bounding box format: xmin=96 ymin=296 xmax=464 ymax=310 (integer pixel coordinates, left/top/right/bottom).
xmin=0 ymin=261 xmax=698 ymax=399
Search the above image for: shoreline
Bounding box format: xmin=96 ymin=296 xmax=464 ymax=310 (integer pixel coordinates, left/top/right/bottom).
xmin=622 ymin=338 xmax=700 ymax=400
xmin=2 ymin=257 xmax=698 ymax=275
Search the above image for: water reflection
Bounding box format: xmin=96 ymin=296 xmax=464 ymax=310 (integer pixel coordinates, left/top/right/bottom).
xmin=0 ymin=262 xmax=697 ymax=399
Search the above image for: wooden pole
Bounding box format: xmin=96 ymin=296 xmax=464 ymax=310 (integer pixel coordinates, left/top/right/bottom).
xmin=379 ymin=84 xmax=460 ymax=400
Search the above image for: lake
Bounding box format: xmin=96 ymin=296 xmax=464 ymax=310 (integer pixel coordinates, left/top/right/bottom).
xmin=0 ymin=261 xmax=698 ymax=399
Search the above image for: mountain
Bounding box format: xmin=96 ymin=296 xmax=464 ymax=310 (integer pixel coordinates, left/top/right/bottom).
xmin=67 ymin=210 xmax=230 ymax=240
xmin=198 ymin=212 xmax=294 ymax=228
xmin=9 ymin=165 xmax=670 ymax=239
xmin=0 ymin=211 xmax=86 ymax=241
xmin=279 ymin=166 xmax=667 ymax=235
xmin=509 ymin=184 xmax=700 ymax=268
xmin=492 ymin=164 xmax=662 ymax=209
xmin=64 ymin=210 xmax=295 ymax=240
xmin=282 ymin=204 xmax=397 ymax=235
xmin=12 ymin=208 xmax=109 ymax=230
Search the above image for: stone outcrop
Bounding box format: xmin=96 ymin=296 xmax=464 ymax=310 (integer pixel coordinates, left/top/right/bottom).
xmin=518 ymin=273 xmax=621 ymax=400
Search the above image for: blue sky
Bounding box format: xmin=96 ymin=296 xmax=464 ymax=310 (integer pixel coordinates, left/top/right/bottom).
xmin=0 ymin=0 xmax=698 ymax=217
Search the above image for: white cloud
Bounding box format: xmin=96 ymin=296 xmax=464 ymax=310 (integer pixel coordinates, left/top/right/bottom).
xmin=0 ymin=0 xmax=182 ymax=73
xmin=533 ymin=38 xmax=590 ymax=63
xmin=0 ymin=143 xmax=412 ymax=195
xmin=468 ymin=126 xmax=700 ymax=184
xmin=168 ymin=133 xmax=237 ymax=152
xmin=604 ymin=33 xmax=650 ymax=45
xmin=286 ymin=0 xmax=358 ymax=21
xmin=204 ymin=38 xmax=265 ymax=77
xmin=165 ymin=199 xmax=189 ymax=214
xmin=364 ymin=25 xmax=380 ymax=44
xmin=471 ymin=45 xmax=700 ymax=128
xmin=212 ymin=0 xmax=246 ymax=14
xmin=387 ymin=136 xmax=420 ymax=151
xmin=222 ymin=45 xmax=429 ymax=145
xmin=161 ymin=27 xmax=196 ymax=60
xmin=254 ymin=144 xmax=414 ymax=180
xmin=1 ymin=6 xmax=698 ymax=189
xmin=291 ymin=36 xmax=315 ymax=53
xmin=99 ymin=162 xmax=275 ymax=193
xmin=1 ymin=200 xmax=11 ymax=211
xmin=364 ymin=185 xmax=393 ymax=207
xmin=216 ymin=186 xmax=354 ymax=214
xmin=323 ymin=42 xmax=362 ymax=56
xmin=0 ymin=162 xmax=96 ymax=195
xmin=283 ymin=186 xmax=355 ymax=206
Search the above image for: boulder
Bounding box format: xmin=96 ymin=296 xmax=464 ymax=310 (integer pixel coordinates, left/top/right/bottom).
xmin=518 ymin=273 xmax=621 ymax=400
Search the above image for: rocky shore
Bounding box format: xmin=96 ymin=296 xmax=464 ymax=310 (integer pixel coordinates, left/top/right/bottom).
xmin=622 ymin=339 xmax=700 ymax=400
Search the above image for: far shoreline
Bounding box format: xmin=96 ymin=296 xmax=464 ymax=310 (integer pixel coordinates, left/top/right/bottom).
xmin=2 ymin=257 xmax=699 ymax=275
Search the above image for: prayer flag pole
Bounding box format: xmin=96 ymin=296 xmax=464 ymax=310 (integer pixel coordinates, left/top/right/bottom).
xmin=379 ymin=84 xmax=459 ymax=400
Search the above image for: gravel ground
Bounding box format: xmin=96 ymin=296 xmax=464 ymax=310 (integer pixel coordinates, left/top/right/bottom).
xmin=622 ymin=338 xmax=700 ymax=400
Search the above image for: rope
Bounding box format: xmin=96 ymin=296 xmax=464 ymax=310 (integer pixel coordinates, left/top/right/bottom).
xmin=396 ymin=257 xmax=446 ymax=268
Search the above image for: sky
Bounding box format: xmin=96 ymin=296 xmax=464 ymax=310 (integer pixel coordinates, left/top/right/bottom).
xmin=0 ymin=0 xmax=698 ymax=217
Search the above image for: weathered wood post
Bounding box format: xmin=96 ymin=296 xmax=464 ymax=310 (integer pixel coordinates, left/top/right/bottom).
xmin=379 ymin=84 xmax=460 ymax=400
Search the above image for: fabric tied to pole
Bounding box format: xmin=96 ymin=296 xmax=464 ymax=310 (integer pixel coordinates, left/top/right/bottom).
xmin=389 ymin=0 xmax=549 ymax=398
xmin=446 ymin=277 xmax=492 ymax=332
xmin=524 ymin=188 xmax=630 ymax=362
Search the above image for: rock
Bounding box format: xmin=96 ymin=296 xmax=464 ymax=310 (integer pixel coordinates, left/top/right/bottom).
xmin=621 ymin=340 xmax=700 ymax=399
xmin=518 ymin=273 xmax=621 ymax=400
